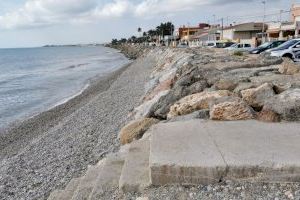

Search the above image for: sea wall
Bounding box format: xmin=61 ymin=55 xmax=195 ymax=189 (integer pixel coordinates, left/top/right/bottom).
xmin=119 ymin=46 xmax=300 ymax=144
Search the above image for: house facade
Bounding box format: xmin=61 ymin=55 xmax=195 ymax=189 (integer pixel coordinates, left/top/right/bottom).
xmin=222 ymin=22 xmax=266 ymax=47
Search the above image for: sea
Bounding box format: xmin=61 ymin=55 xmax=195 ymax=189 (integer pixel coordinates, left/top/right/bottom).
xmin=0 ymin=46 xmax=130 ymax=129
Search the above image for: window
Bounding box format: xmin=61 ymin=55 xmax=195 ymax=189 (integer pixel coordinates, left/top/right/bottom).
xmin=244 ymin=44 xmax=251 ymax=47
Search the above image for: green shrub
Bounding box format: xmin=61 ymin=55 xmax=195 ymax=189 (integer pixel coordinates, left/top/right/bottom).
xmin=233 ymin=51 xmax=243 ymax=56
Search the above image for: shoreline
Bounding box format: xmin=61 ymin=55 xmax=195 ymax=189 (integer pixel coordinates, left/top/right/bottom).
xmin=0 ymin=47 xmax=154 ymax=200
xmin=0 ymin=62 xmax=131 ymax=154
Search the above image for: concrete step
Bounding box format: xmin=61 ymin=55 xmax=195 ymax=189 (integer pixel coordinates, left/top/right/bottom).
xmin=89 ymin=152 xmax=127 ymax=200
xmin=71 ymin=165 xmax=103 ymax=200
xmin=149 ymin=120 xmax=300 ymax=186
xmin=119 ymin=137 xmax=151 ymax=193
xmin=47 ymin=189 xmax=63 ymax=200
xmin=59 ymin=178 xmax=81 ymax=200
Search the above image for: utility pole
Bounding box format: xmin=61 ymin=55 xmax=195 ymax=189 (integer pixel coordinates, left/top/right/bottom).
xmin=221 ymin=18 xmax=224 ymax=40
xmin=279 ymin=9 xmax=283 ymax=23
xmin=262 ymin=0 xmax=266 ymax=42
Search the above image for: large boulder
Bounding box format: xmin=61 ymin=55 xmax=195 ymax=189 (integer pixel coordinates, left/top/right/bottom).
xmin=213 ymin=79 xmax=238 ymax=91
xmin=119 ymin=118 xmax=160 ymax=145
xmin=210 ymin=99 xmax=255 ymax=121
xmin=257 ymin=108 xmax=280 ymax=122
xmin=168 ymin=90 xmax=233 ymax=118
xmin=264 ymin=88 xmax=300 ymax=121
xmin=241 ymin=83 xmax=275 ymax=109
xmin=148 ymin=80 xmax=208 ymax=119
xmin=279 ymin=58 xmax=300 ymax=75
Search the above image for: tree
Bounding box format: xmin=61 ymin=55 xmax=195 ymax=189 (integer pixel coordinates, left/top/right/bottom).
xmin=111 ymin=39 xmax=118 ymax=45
xmin=156 ymin=22 xmax=175 ymax=37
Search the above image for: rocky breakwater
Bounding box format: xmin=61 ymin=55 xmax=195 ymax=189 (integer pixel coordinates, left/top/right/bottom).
xmin=120 ymin=47 xmax=300 ymax=144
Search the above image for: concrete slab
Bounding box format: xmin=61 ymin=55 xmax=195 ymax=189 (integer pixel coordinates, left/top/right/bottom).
xmin=150 ymin=120 xmax=300 ymax=186
xmin=150 ymin=120 xmax=227 ymax=185
xmin=205 ymin=121 xmax=300 ymax=182
xmin=89 ymin=153 xmax=126 ymax=200
xmin=119 ymin=137 xmax=151 ymax=193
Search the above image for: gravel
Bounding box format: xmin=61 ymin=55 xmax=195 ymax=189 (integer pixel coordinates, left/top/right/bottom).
xmin=119 ymin=181 xmax=300 ymax=200
xmin=0 ymin=53 xmax=155 ymax=200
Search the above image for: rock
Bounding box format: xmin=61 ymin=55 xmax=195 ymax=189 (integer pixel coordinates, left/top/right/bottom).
xmin=134 ymin=91 xmax=169 ymax=119
xmin=214 ymin=79 xmax=238 ymax=91
xmin=264 ymin=89 xmax=300 ymax=121
xmin=233 ymin=82 xmax=257 ymax=96
xmin=210 ymin=99 xmax=255 ymax=121
xmin=279 ymin=58 xmax=300 ymax=75
xmin=149 ymin=80 xmax=208 ymax=119
xmin=119 ymin=118 xmax=160 ymax=145
xmin=167 ymin=109 xmax=210 ymax=122
xmin=241 ymin=83 xmax=275 ymax=109
xmin=143 ymin=77 xmax=175 ymax=102
xmin=168 ymin=90 xmax=233 ymax=118
xmin=257 ymin=108 xmax=280 ymax=122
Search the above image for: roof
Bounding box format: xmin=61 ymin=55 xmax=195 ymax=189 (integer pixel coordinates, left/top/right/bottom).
xmin=223 ymin=22 xmax=266 ymax=32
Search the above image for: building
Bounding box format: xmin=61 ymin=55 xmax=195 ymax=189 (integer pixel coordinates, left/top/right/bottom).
xmin=177 ymin=23 xmax=210 ymax=42
xmin=222 ymin=22 xmax=266 ymax=46
xmin=267 ymin=4 xmax=300 ymax=41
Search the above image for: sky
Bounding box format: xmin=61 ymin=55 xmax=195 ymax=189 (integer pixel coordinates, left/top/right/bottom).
xmin=0 ymin=0 xmax=298 ymax=48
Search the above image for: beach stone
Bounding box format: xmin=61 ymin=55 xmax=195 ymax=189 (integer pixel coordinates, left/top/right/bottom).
xmin=168 ymin=90 xmax=233 ymax=118
xmin=233 ymin=82 xmax=257 ymax=95
xmin=257 ymin=108 xmax=280 ymax=122
xmin=279 ymin=58 xmax=300 ymax=75
xmin=241 ymin=83 xmax=275 ymax=109
xmin=214 ymin=79 xmax=238 ymax=91
xmin=210 ymin=99 xmax=255 ymax=121
xmin=264 ymin=88 xmax=300 ymax=121
xmin=119 ymin=118 xmax=160 ymax=145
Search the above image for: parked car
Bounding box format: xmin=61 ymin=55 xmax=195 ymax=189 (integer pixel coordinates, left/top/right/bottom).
xmin=269 ymin=39 xmax=300 ymax=60
xmin=213 ymin=42 xmax=236 ymax=48
xmin=249 ymin=40 xmax=286 ymax=54
xmin=225 ymin=43 xmax=252 ymax=51
xmin=177 ymin=43 xmax=189 ymax=48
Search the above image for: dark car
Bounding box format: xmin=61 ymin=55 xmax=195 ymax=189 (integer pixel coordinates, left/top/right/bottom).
xmin=249 ymin=40 xmax=286 ymax=54
xmin=215 ymin=42 xmax=236 ymax=48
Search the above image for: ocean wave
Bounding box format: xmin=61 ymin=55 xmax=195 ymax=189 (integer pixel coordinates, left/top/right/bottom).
xmin=61 ymin=63 xmax=90 ymax=70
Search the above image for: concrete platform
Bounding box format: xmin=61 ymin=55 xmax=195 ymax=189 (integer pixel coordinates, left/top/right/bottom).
xmin=119 ymin=138 xmax=151 ymax=193
xmin=150 ymin=120 xmax=300 ymax=185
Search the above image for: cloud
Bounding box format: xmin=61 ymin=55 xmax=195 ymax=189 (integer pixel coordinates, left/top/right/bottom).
xmin=0 ymin=0 xmax=270 ymax=30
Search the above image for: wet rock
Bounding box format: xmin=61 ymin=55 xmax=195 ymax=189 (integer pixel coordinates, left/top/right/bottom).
xmin=119 ymin=118 xmax=160 ymax=145
xmin=264 ymin=88 xmax=300 ymax=121
xmin=210 ymin=99 xmax=255 ymax=121
xmin=257 ymin=108 xmax=280 ymax=122
xmin=241 ymin=83 xmax=275 ymax=109
xmin=168 ymin=90 xmax=233 ymax=118
xmin=279 ymin=58 xmax=300 ymax=75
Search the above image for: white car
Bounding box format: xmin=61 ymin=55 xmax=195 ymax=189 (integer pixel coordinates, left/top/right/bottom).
xmin=269 ymin=39 xmax=300 ymax=60
xmin=225 ymin=43 xmax=252 ymax=51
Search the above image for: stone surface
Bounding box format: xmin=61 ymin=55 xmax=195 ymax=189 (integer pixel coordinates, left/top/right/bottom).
xmin=241 ymin=83 xmax=275 ymax=109
xmin=150 ymin=120 xmax=300 ymax=186
xmin=257 ymin=108 xmax=280 ymax=122
xmin=119 ymin=118 xmax=160 ymax=145
xmin=59 ymin=178 xmax=81 ymax=200
xmin=167 ymin=109 xmax=210 ymax=122
xmin=210 ymin=99 xmax=255 ymax=121
xmin=119 ymin=137 xmax=151 ymax=193
xmin=150 ymin=121 xmax=227 ymax=185
xmin=279 ymin=58 xmax=300 ymax=75
xmin=89 ymin=152 xmax=126 ymax=200
xmin=168 ymin=90 xmax=232 ymax=118
xmin=264 ymin=88 xmax=300 ymax=121
xmin=214 ymin=79 xmax=238 ymax=91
